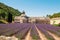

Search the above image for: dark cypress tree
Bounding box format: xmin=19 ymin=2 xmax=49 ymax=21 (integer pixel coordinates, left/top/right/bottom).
xmin=7 ymin=12 xmax=12 ymax=23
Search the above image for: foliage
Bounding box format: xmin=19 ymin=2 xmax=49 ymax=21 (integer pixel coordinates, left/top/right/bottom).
xmin=7 ymin=13 xmax=12 ymax=23
xmin=0 ymin=20 xmax=8 ymax=24
xmin=0 ymin=21 xmax=5 ymax=24
xmin=0 ymin=2 xmax=21 ymax=21
xmin=53 ymin=24 xmax=60 ymax=27
xmin=46 ymin=12 xmax=60 ymax=18
xmin=53 ymin=24 xmax=59 ymax=26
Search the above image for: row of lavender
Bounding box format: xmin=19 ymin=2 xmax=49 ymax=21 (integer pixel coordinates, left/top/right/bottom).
xmin=0 ymin=23 xmax=60 ymax=40
xmin=0 ymin=23 xmax=47 ymax=40
xmin=36 ymin=24 xmax=60 ymax=40
xmin=0 ymin=23 xmax=30 ymax=39
xmin=30 ymin=24 xmax=40 ymax=40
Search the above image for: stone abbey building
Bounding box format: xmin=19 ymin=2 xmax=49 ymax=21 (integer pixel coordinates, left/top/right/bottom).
xmin=14 ymin=12 xmax=50 ymax=24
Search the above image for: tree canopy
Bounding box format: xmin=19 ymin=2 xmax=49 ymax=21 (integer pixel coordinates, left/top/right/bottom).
xmin=46 ymin=12 xmax=60 ymax=18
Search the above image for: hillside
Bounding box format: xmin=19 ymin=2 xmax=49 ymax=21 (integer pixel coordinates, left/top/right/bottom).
xmin=0 ymin=2 xmax=21 ymax=21
xmin=47 ymin=12 xmax=60 ymax=18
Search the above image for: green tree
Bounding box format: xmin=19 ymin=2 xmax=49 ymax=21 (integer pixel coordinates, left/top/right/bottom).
xmin=47 ymin=12 xmax=60 ymax=18
xmin=7 ymin=12 xmax=12 ymax=23
xmin=0 ymin=2 xmax=21 ymax=21
xmin=1 ymin=13 xmax=6 ymax=19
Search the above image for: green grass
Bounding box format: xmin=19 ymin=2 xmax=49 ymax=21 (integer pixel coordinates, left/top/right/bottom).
xmin=53 ymin=24 xmax=59 ymax=26
xmin=0 ymin=20 xmax=8 ymax=24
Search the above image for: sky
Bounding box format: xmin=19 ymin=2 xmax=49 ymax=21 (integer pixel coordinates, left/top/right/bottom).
xmin=0 ymin=0 xmax=60 ymax=17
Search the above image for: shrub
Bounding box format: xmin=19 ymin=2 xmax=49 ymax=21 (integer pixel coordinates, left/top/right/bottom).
xmin=0 ymin=20 xmax=6 ymax=24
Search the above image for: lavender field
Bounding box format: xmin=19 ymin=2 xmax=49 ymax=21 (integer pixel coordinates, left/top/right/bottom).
xmin=0 ymin=23 xmax=60 ymax=40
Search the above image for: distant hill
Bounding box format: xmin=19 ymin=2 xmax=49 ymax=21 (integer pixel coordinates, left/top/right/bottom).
xmin=0 ymin=2 xmax=21 ymax=21
xmin=47 ymin=12 xmax=60 ymax=18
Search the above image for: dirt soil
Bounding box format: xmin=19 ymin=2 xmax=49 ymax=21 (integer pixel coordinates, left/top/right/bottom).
xmin=25 ymin=29 xmax=32 ymax=40
xmin=35 ymin=25 xmax=48 ymax=40
xmin=47 ymin=31 xmax=60 ymax=40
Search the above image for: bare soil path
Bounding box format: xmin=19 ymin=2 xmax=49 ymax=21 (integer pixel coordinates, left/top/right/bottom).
xmin=35 ymin=25 xmax=48 ymax=40
xmin=25 ymin=29 xmax=32 ymax=40
xmin=47 ymin=31 xmax=60 ymax=40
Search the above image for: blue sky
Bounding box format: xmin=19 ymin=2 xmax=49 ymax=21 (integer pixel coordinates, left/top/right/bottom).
xmin=0 ymin=0 xmax=60 ymax=17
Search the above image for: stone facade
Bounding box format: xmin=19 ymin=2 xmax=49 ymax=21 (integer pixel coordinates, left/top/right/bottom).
xmin=14 ymin=13 xmax=28 ymax=23
xmin=50 ymin=17 xmax=60 ymax=24
xmin=14 ymin=13 xmax=50 ymax=24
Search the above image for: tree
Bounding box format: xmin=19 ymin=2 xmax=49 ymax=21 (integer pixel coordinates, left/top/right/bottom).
xmin=0 ymin=13 xmax=2 ymax=19
xmin=7 ymin=12 xmax=12 ymax=23
xmin=22 ymin=10 xmax=25 ymax=14
xmin=0 ymin=2 xmax=21 ymax=21
xmin=46 ymin=12 xmax=60 ymax=18
xmin=1 ymin=13 xmax=6 ymax=19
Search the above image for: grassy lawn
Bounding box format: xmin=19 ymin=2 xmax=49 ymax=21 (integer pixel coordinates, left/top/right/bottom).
xmin=0 ymin=20 xmax=8 ymax=24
